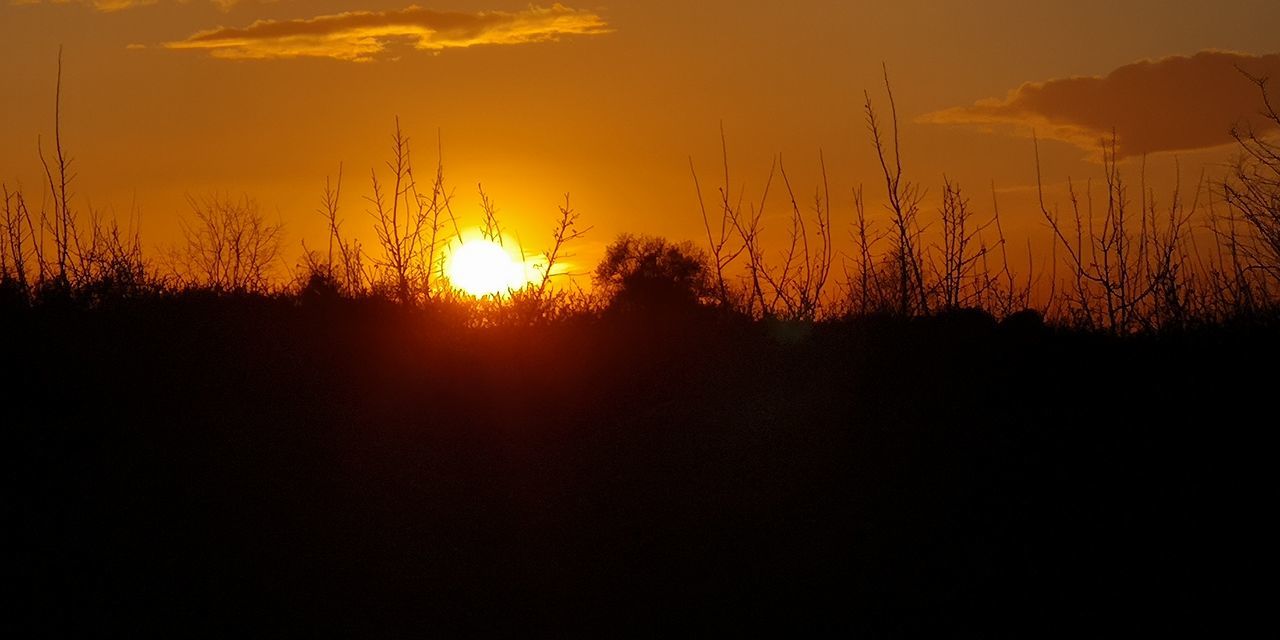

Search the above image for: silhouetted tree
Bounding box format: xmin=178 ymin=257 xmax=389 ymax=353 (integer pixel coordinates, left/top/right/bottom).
xmin=594 ymin=234 xmax=711 ymax=312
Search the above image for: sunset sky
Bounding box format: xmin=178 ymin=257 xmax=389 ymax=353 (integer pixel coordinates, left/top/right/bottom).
xmin=2 ymin=0 xmax=1278 ymax=282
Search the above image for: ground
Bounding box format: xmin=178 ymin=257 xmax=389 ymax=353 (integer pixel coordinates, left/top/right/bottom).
xmin=6 ymin=297 xmax=1273 ymax=635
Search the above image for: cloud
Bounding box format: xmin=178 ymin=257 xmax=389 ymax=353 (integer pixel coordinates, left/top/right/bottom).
xmin=161 ymin=3 xmax=611 ymax=61
xmin=10 ymin=0 xmax=248 ymax=10
xmin=920 ymin=51 xmax=1280 ymax=158
xmin=10 ymin=0 xmax=153 ymax=10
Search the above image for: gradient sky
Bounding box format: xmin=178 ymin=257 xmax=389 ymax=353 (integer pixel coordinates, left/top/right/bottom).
xmin=2 ymin=0 xmax=1278 ymax=282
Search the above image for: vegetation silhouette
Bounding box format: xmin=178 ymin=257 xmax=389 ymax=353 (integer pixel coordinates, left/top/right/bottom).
xmin=594 ymin=233 xmax=713 ymax=314
xmin=4 ymin=54 xmax=1279 ymax=636
xmin=8 ymin=290 xmax=1274 ymax=635
xmin=2 ymin=58 xmax=1278 ymax=328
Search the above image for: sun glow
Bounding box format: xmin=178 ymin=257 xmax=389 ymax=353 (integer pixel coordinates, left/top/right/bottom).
xmin=445 ymin=238 xmax=531 ymax=297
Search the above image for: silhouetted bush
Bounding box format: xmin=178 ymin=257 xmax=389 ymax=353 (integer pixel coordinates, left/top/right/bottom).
xmin=928 ymin=306 xmax=998 ymax=333
xmin=0 ymin=277 xmax=28 ymax=311
xmin=172 ymin=193 xmax=282 ymax=292
xmin=594 ymin=233 xmax=712 ymax=313
xmin=298 ymin=265 xmax=344 ymax=306
xmin=999 ymin=308 xmax=1045 ymax=332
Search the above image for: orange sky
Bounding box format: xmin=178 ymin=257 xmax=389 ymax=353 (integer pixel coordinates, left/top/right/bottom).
xmin=2 ymin=0 xmax=1278 ymax=285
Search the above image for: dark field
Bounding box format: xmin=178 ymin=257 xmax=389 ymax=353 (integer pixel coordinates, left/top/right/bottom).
xmin=7 ymin=297 xmax=1273 ymax=635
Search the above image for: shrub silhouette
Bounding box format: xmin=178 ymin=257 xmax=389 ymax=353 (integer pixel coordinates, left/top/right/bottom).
xmin=594 ymin=233 xmax=711 ymax=312
xmin=175 ymin=193 xmax=282 ymax=292
xmin=298 ymin=264 xmax=344 ymax=306
xmin=1225 ymin=71 xmax=1280 ymax=283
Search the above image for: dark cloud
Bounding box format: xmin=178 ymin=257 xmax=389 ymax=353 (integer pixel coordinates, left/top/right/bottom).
xmin=163 ymin=3 xmax=611 ymax=61
xmin=921 ymin=51 xmax=1280 ymax=158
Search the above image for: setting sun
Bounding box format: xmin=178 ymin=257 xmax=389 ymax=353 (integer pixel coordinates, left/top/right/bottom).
xmin=445 ymin=238 xmax=529 ymax=297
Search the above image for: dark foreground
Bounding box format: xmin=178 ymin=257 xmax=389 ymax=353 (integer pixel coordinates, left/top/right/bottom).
xmin=6 ymin=298 xmax=1275 ymax=635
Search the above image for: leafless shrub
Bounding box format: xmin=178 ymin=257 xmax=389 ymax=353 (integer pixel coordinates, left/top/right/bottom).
xmin=1199 ymin=192 xmax=1266 ymax=319
xmin=36 ymin=47 xmax=75 ymax=286
xmin=6 ymin=48 xmax=154 ymax=303
xmin=363 ymin=120 xmax=464 ymax=303
xmin=2 ymin=184 xmax=37 ymax=294
xmin=690 ymin=124 xmax=758 ymax=311
xmin=536 ymin=194 xmax=591 ymax=296
xmin=930 ymin=177 xmax=994 ymax=309
xmin=1223 ymin=69 xmax=1280 ymax=285
xmin=976 ymin=185 xmax=1034 ymax=317
xmin=865 ymin=65 xmax=929 ymax=316
xmin=176 ymin=193 xmax=283 ymax=292
xmin=1037 ymin=136 xmax=1198 ymax=332
xmin=305 ymin=163 xmax=367 ymax=296
xmin=842 ymin=186 xmax=891 ymax=315
xmin=367 ymin=118 xmax=422 ymax=304
xmin=412 ymin=133 xmax=459 ymax=299
xmin=761 ymin=153 xmax=834 ymax=319
xmin=477 ymin=183 xmax=504 ymax=246
xmin=691 ymin=130 xmax=836 ymax=320
xmin=66 ymin=204 xmax=150 ymax=301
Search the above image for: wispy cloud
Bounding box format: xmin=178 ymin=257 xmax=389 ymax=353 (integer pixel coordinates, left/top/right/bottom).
xmin=10 ymin=0 xmax=249 ymax=11
xmin=920 ymin=51 xmax=1280 ymax=158
xmin=161 ymin=3 xmax=611 ymax=61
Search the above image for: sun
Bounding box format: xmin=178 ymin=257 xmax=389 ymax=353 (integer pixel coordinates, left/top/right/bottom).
xmin=445 ymin=238 xmax=529 ymax=297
